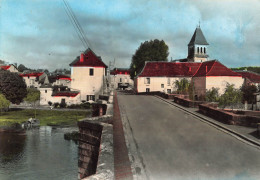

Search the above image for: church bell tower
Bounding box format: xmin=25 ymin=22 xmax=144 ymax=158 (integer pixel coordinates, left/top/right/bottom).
xmin=187 ymin=26 xmax=209 ymax=62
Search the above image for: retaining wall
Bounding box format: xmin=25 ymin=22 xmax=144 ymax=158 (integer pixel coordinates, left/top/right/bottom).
xmin=78 ymin=91 xmax=114 ymax=180
xmin=199 ymin=104 xmax=260 ymax=127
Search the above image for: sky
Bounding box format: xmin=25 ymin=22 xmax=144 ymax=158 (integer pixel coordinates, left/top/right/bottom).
xmin=0 ymin=0 xmax=259 ymax=71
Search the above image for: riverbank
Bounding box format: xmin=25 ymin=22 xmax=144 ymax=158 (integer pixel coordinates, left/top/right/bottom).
xmin=0 ymin=109 xmax=91 ymax=126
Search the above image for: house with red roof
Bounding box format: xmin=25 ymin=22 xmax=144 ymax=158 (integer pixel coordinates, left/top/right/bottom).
xmin=192 ymin=60 xmax=244 ymax=99
xmin=0 ymin=64 xmax=19 ymax=73
xmin=135 ymin=61 xmax=201 ymax=93
xmin=51 ymin=74 xmax=72 ymax=88
xmin=110 ymin=68 xmax=133 ymax=89
xmin=19 ymin=72 xmax=47 ymax=88
xmin=235 ymin=71 xmax=260 ymax=87
xmin=39 ymin=85 xmax=81 ymax=106
xmin=70 ymin=48 xmax=108 ymax=102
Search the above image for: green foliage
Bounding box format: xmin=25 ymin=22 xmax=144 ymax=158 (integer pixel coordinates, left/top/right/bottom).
xmin=130 ymin=39 xmax=169 ymax=79
xmin=206 ymin=87 xmax=219 ymax=102
xmin=17 ymin=64 xmax=28 ymax=72
xmin=0 ymin=109 xmax=90 ymax=126
xmin=0 ymin=93 xmax=10 ymax=114
xmin=0 ymin=70 xmax=27 ymax=104
xmin=188 ymin=82 xmax=195 ymax=100
xmin=174 ymin=79 xmax=190 ymax=94
xmin=231 ymin=66 xmax=260 ymax=74
xmin=24 ymin=88 xmax=40 ymax=103
xmin=218 ymin=83 xmax=242 ymax=109
xmin=24 ymin=88 xmax=40 ymax=118
xmin=241 ymin=84 xmax=257 ymax=104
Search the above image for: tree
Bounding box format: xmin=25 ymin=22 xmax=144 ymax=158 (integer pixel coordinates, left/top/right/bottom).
xmin=17 ymin=64 xmax=28 ymax=72
xmin=206 ymin=87 xmax=219 ymax=102
xmin=0 ymin=93 xmax=10 ymax=115
xmin=241 ymin=84 xmax=257 ymax=104
xmin=0 ymin=70 xmax=27 ymax=104
xmin=218 ymin=83 xmax=242 ymax=109
xmin=130 ymin=39 xmax=169 ymax=79
xmin=174 ymin=79 xmax=190 ymax=94
xmin=24 ymin=88 xmax=40 ymax=118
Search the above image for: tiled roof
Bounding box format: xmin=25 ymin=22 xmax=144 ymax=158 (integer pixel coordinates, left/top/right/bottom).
xmin=70 ymin=48 xmax=107 ymax=68
xmin=188 ymin=27 xmax=209 ymax=46
xmin=235 ymin=71 xmax=260 ymax=83
xmin=193 ymin=60 xmax=241 ymax=77
xmin=110 ymin=68 xmax=130 ymax=75
xmin=52 ymin=91 xmax=79 ymax=97
xmin=56 ymin=75 xmax=71 ymax=81
xmin=19 ymin=72 xmax=44 ymax=77
xmin=138 ymin=62 xmax=201 ymax=77
xmin=0 ymin=65 xmax=11 ymax=70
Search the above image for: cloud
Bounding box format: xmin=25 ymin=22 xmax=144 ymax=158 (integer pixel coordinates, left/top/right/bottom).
xmin=0 ymin=0 xmax=259 ymax=70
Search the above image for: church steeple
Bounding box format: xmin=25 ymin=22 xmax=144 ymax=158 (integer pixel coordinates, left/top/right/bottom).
xmin=187 ymin=26 xmax=209 ymax=62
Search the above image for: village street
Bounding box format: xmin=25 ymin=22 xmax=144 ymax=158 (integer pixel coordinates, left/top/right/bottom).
xmin=117 ymin=92 xmax=260 ymax=180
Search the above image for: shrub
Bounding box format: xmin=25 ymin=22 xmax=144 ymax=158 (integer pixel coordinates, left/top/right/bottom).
xmin=60 ymin=101 xmax=67 ymax=108
xmin=54 ymin=102 xmax=60 ymax=108
xmin=206 ymin=87 xmax=219 ymax=102
xmin=48 ymin=101 xmax=53 ymax=106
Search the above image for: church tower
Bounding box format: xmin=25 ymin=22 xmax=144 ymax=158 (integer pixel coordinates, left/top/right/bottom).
xmin=187 ymin=26 xmax=209 ymax=62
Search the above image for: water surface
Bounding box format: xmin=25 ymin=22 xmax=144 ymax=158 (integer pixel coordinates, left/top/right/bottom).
xmin=0 ymin=126 xmax=78 ymax=180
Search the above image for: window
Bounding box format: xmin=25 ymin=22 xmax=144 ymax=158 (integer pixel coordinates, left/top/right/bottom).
xmin=200 ymin=47 xmax=203 ymax=53
xmin=87 ymin=95 xmax=95 ymax=101
xmin=167 ymin=78 xmax=170 ymax=85
xmin=161 ymin=84 xmax=164 ymax=88
xmin=204 ymin=47 xmax=206 ymax=54
xmin=89 ymin=68 xmax=94 ymax=76
xmin=120 ymin=78 xmax=122 ymax=82
xmin=197 ymin=47 xmax=200 ymax=54
xmin=167 ymin=89 xmax=171 ymax=94
xmin=45 ymin=90 xmax=47 ymax=93
xmin=145 ymin=77 xmax=150 ymax=84
xmin=146 ymin=88 xmax=150 ymax=92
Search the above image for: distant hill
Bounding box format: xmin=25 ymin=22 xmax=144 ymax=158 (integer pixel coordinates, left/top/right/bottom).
xmin=231 ymin=66 xmax=260 ymax=74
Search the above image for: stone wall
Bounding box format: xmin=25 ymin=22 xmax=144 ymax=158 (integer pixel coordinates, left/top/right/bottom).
xmin=78 ymin=91 xmax=114 ymax=180
xmin=173 ymin=95 xmax=205 ymax=108
xmin=199 ymin=104 xmax=260 ymax=127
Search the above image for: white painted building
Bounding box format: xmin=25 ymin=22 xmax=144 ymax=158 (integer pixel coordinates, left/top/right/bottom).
xmin=110 ymin=68 xmax=133 ymax=89
xmin=70 ymin=48 xmax=107 ymax=102
xmin=19 ymin=72 xmax=47 ymax=88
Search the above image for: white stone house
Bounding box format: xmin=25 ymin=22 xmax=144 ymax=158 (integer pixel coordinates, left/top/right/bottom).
xmin=135 ymin=61 xmax=201 ymax=93
xmin=0 ymin=64 xmax=19 ymax=73
xmin=51 ymin=74 xmax=71 ymax=88
xmin=110 ymin=68 xmax=133 ymax=89
xmin=39 ymin=85 xmax=80 ymax=106
xmin=70 ymin=48 xmax=108 ymax=102
xmin=19 ymin=72 xmax=47 ymax=88
xmin=192 ymin=60 xmax=244 ymax=99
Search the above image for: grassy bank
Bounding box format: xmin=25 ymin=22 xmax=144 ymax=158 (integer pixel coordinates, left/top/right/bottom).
xmin=0 ymin=109 xmax=91 ymax=126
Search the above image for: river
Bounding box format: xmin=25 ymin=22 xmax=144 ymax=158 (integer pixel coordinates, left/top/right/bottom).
xmin=0 ymin=126 xmax=78 ymax=180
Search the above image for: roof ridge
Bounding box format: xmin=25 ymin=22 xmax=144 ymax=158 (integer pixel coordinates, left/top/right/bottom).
xmin=205 ymin=60 xmax=216 ymax=76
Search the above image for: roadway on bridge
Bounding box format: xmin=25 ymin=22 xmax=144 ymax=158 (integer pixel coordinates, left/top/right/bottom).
xmin=117 ymin=93 xmax=260 ymax=180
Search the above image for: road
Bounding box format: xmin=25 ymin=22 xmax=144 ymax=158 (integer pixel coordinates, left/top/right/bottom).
xmin=117 ymin=93 xmax=260 ymax=180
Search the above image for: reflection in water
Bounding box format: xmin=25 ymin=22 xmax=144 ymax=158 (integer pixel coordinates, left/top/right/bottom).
xmin=0 ymin=132 xmax=26 ymax=164
xmin=0 ymin=126 xmax=78 ymax=180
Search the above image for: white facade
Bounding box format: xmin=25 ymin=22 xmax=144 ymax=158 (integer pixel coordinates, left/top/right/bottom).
xmin=39 ymin=87 xmax=81 ymax=105
xmin=111 ymin=74 xmax=133 ymax=89
xmin=136 ymin=76 xmax=191 ymax=94
xmin=71 ymin=67 xmax=106 ymax=101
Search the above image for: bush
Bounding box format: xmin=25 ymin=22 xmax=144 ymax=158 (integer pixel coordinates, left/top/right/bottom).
xmin=48 ymin=101 xmax=53 ymax=106
xmin=54 ymin=102 xmax=60 ymax=108
xmin=60 ymin=101 xmax=67 ymax=108
xmin=206 ymin=87 xmax=219 ymax=102
xmin=67 ymin=102 xmax=91 ymax=109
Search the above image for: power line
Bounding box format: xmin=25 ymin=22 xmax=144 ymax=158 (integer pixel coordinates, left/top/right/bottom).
xmin=64 ymin=0 xmax=92 ymax=49
xmin=62 ymin=0 xmax=91 ymax=50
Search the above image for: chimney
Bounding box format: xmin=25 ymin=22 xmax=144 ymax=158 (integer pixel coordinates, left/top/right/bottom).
xmin=189 ymin=67 xmax=191 ymax=72
xmin=206 ymin=65 xmax=208 ymax=73
xmin=80 ymin=53 xmax=84 ymax=62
